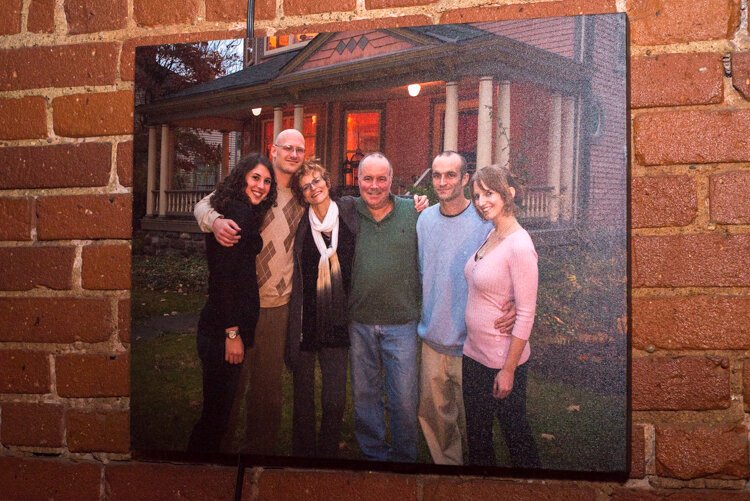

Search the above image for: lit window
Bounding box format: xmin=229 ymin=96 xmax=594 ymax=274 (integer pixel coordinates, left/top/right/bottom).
xmin=345 ymin=111 xmax=381 ymax=158
xmin=265 ymin=33 xmax=318 ymax=54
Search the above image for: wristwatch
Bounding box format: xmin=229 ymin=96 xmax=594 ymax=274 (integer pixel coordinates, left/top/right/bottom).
xmin=225 ymin=329 xmax=239 ymax=340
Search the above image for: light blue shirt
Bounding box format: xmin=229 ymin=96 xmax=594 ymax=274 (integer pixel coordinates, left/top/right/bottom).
xmin=417 ymin=202 xmax=492 ymax=356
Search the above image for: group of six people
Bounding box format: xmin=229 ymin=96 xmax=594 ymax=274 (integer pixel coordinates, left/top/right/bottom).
xmin=187 ymin=128 xmax=541 ymax=468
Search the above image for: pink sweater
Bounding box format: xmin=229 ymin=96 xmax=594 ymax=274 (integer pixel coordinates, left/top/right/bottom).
xmin=463 ymin=228 xmax=538 ymax=370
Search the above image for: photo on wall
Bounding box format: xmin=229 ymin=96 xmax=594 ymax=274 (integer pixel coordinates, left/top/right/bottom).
xmin=130 ymin=13 xmax=629 ymax=477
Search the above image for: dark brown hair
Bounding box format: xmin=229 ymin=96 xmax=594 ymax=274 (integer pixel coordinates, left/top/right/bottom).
xmin=210 ymin=153 xmax=277 ymax=214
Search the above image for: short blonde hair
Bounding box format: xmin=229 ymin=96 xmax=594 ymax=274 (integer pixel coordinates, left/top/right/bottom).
xmin=290 ymin=159 xmax=331 ymax=205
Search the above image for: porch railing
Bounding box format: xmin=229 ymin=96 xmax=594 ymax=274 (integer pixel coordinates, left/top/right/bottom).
xmin=519 ymin=186 xmax=554 ymax=221
xmin=151 ymin=189 xmax=213 ymax=216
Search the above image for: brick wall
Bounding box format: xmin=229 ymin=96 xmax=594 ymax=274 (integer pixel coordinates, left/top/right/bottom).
xmin=1 ymin=0 xmax=749 ymax=498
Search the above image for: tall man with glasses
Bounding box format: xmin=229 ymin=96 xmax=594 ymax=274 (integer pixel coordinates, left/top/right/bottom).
xmin=194 ymin=129 xmax=306 ymax=454
xmin=348 ymin=152 xmax=421 ymax=462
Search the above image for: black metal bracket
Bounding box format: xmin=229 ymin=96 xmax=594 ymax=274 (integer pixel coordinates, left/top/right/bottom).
xmin=247 ymin=0 xmax=256 ymax=42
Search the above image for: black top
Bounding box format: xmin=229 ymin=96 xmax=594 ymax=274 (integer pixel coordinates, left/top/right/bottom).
xmin=198 ymin=199 xmax=264 ymax=347
xmin=299 ymin=217 xmax=356 ymax=351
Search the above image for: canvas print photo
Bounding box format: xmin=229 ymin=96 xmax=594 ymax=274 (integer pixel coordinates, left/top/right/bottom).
xmin=130 ymin=13 xmax=628 ymax=476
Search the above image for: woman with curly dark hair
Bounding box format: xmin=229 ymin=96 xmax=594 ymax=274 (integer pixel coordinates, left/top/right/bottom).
xmin=187 ymin=153 xmax=277 ymax=453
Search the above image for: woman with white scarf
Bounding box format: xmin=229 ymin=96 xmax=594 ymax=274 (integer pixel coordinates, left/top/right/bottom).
xmin=286 ymin=160 xmax=359 ymax=458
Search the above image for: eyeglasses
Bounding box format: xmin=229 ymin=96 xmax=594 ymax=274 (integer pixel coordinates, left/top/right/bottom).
xmin=300 ymin=177 xmax=324 ymax=193
xmin=274 ymin=143 xmax=305 ymax=155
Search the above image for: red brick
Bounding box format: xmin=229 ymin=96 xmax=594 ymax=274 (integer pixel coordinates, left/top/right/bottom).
xmin=133 ymin=0 xmax=200 ymax=27
xmin=0 ymin=97 xmax=47 ymax=140
xmin=610 ymin=491 xmax=668 ymax=501
xmin=0 ymin=0 xmax=22 ymax=35
xmin=632 ymin=356 xmax=730 ymax=411
xmin=260 ymin=470 xmax=418 ymax=500
xmin=744 ymin=360 xmax=750 ymax=412
xmin=423 ymin=478 xmax=597 ymax=500
xmin=82 ymin=244 xmax=131 ymax=290
xmin=710 ymin=170 xmax=750 ymax=224
xmin=0 ymin=143 xmax=112 ymax=189
xmin=0 ymin=456 xmax=101 ymax=500
xmin=1 ymin=402 xmax=63 ymax=447
xmin=118 ymin=298 xmax=130 ymax=343
xmin=440 ymin=0 xmax=616 ymax=23
xmin=205 ymin=0 xmax=248 ymax=22
xmin=0 ymin=197 xmax=33 ymax=241
xmin=733 ymin=51 xmax=750 ymax=100
xmin=64 ymin=0 xmax=127 ymax=34
xmin=284 ymin=0 xmax=355 ymax=16
xmin=633 ymin=295 xmax=750 ymax=350
xmin=106 ymin=462 xmax=236 ymax=501
xmin=36 ymin=194 xmax=132 ymax=240
xmin=117 ymin=141 xmax=133 ymax=187
xmin=612 ymin=489 xmax=750 ymax=500
xmin=0 ymin=350 xmax=50 ymax=394
xmin=0 ymin=43 xmax=119 ymax=92
xmin=0 ymin=297 xmax=113 ymax=343
xmin=56 ymin=352 xmax=129 ymax=397
xmin=629 ymin=0 xmax=740 ymax=45
xmin=655 ymin=423 xmax=748 ymax=479
xmin=52 ymin=91 xmax=133 ymax=137
xmin=632 ymin=175 xmax=696 ymax=228
xmin=67 ymin=409 xmax=129 ymax=452
xmin=279 ymin=15 xmax=432 ymax=35
xmin=630 ymin=424 xmax=646 ymax=479
xmin=120 ymin=30 xmax=245 ymax=81
xmin=255 ymin=0 xmax=275 ymax=20
xmin=28 ymin=0 xmax=55 ymax=33
xmin=367 ymin=0 xmax=434 ymax=7
xmin=0 ymin=246 xmax=75 ymax=291
xmin=631 ymin=53 xmax=723 ymax=108
xmin=634 ymin=109 xmax=750 ymax=166
xmin=633 ymin=233 xmax=750 ymax=287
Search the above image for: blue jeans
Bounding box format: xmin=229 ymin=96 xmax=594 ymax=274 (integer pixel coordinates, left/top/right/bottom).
xmin=349 ymin=321 xmax=419 ymax=462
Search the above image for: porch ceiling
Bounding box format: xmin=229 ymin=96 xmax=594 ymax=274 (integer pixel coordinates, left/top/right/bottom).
xmin=136 ymin=31 xmax=589 ymax=130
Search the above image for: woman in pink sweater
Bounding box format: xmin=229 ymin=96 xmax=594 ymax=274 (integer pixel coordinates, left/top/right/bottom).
xmin=463 ymin=165 xmax=541 ymax=468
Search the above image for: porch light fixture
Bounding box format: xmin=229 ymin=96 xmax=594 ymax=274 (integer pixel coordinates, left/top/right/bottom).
xmin=407 ymin=83 xmax=421 ymax=97
xmin=251 ymin=107 xmax=262 ymax=116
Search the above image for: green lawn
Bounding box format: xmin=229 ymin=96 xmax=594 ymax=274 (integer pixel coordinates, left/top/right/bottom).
xmin=130 ymin=249 xmax=626 ymax=470
xmin=131 ymin=329 xmax=625 ymax=469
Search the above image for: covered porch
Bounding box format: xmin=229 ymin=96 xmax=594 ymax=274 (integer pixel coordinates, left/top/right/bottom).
xmin=136 ymin=23 xmax=594 ymax=237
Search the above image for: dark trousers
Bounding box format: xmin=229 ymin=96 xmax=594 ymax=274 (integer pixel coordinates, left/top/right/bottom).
xmin=462 ymin=356 xmax=541 ymax=468
xmin=187 ymin=334 xmax=242 ymax=453
xmin=292 ymin=347 xmax=349 ymax=458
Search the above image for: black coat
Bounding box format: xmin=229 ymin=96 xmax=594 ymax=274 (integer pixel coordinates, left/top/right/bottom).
xmin=198 ymin=199 xmax=264 ymax=347
xmin=285 ymin=197 xmax=359 ymax=370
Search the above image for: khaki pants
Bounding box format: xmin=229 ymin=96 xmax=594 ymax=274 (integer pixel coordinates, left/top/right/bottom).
xmin=223 ymin=305 xmax=288 ymax=455
xmin=417 ymin=342 xmax=466 ymax=465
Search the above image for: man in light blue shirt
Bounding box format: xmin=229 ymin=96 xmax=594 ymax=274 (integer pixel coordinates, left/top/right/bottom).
xmin=416 ymin=151 xmax=492 ymax=464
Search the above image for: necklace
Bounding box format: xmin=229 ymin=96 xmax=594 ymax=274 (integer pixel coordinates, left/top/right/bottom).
xmin=475 ymin=219 xmax=518 ymax=260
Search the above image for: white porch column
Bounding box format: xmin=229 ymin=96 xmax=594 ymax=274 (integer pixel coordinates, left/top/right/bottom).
xmin=547 ymin=93 xmax=562 ymax=223
xmin=560 ymin=96 xmax=576 ymax=221
xmin=443 ymin=81 xmax=459 ymax=151
xmin=494 ymin=80 xmax=511 ymax=169
xmin=158 ymin=124 xmax=169 ymax=217
xmin=476 ymin=76 xmax=494 ymax=169
xmin=293 ymin=104 xmax=303 ymax=132
xmin=146 ymin=126 xmax=157 ymax=215
xmin=273 ymin=106 xmax=283 ymax=139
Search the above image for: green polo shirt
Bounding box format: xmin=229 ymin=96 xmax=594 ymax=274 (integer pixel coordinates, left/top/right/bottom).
xmin=349 ymin=195 xmax=421 ymax=325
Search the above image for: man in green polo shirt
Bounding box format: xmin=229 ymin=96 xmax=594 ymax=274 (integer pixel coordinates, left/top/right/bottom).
xmin=348 ymin=152 xmax=421 ymax=462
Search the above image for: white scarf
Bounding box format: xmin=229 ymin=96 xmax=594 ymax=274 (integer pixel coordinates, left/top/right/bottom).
xmin=308 ymin=202 xmax=345 ymax=336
